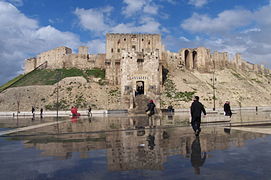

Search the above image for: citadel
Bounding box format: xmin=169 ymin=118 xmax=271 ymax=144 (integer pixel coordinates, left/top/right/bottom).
xmin=24 ymin=33 xmax=271 ymax=110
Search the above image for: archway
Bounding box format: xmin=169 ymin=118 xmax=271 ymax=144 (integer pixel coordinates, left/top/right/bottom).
xmin=192 ymin=51 xmax=197 ymax=69
xmin=135 ymin=81 xmax=144 ymax=96
xmin=184 ymin=50 xmax=190 ymax=69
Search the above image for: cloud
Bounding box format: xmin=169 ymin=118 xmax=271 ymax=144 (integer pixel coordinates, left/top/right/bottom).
xmin=241 ymin=28 xmax=261 ymax=34
xmin=74 ymin=5 xmax=166 ymax=34
xmin=111 ymin=21 xmax=161 ymax=33
xmin=111 ymin=16 xmax=164 ymax=33
xmin=181 ymin=9 xmax=253 ymax=34
xmin=254 ymin=5 xmax=271 ymax=26
xmin=162 ymin=0 xmax=177 ymax=4
xmin=34 ymin=26 xmax=81 ymax=50
xmin=0 ymin=1 xmax=82 ymax=85
xmin=86 ymin=39 xmax=105 ymax=54
xmin=143 ymin=4 xmax=159 ymax=15
xmin=122 ymin=0 xmax=159 ymax=17
xmin=74 ymin=6 xmax=113 ymax=34
xmin=178 ymin=3 xmax=271 ymax=68
xmin=179 ymin=36 xmax=190 ymax=42
xmin=5 ymin=0 xmax=23 ymax=6
xmin=188 ymin=0 xmax=208 ymax=7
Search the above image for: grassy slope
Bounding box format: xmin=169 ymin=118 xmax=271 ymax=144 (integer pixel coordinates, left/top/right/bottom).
xmin=0 ymin=74 xmax=24 ymax=92
xmin=0 ymin=68 xmax=105 ymax=89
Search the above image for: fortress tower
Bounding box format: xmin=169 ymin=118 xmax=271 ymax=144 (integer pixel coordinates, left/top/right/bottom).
xmin=106 ymin=33 xmax=164 ymax=60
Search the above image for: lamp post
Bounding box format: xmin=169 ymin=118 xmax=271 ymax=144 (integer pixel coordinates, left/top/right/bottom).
xmin=211 ymin=60 xmax=217 ymax=111
xmin=56 ymin=71 xmax=62 ymax=118
xmin=210 ymin=76 xmax=217 ymax=111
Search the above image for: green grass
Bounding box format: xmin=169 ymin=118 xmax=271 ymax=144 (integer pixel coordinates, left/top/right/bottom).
xmin=10 ymin=69 xmax=60 ymax=87
xmin=1 ymin=68 xmax=106 ymax=89
xmin=163 ymin=78 xmax=196 ymax=102
xmin=0 ymin=74 xmax=24 ymax=92
xmin=108 ymin=89 xmax=120 ymax=96
xmin=231 ymin=71 xmax=243 ymax=80
xmin=251 ymin=78 xmax=262 ymax=83
xmin=85 ymin=68 xmax=105 ymax=79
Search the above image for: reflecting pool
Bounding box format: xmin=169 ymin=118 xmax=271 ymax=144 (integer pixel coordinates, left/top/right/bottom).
xmin=0 ymin=111 xmax=271 ymax=179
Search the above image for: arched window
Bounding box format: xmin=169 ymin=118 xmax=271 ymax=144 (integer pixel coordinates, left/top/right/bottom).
xmin=184 ymin=50 xmax=189 ymax=69
xmin=192 ymin=51 xmax=197 ymax=69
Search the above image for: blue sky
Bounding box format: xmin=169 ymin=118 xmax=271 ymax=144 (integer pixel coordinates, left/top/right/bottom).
xmin=1 ymin=0 xmax=271 ymax=85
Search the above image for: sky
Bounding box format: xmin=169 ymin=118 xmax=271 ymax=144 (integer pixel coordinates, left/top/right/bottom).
xmin=1 ymin=0 xmax=271 ymax=85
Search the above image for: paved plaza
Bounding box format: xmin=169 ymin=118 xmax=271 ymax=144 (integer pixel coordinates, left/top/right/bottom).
xmin=1 ymin=110 xmax=271 ymax=179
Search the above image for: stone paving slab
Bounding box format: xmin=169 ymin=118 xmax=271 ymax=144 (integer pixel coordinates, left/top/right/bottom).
xmin=0 ymin=119 xmax=70 ymax=136
xmin=226 ymin=127 xmax=271 ymax=135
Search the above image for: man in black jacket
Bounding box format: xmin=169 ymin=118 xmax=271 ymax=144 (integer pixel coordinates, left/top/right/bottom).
xmin=190 ymin=96 xmax=206 ymax=136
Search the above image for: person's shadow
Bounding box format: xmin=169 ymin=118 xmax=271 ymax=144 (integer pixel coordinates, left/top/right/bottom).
xmin=191 ymin=136 xmax=206 ymax=175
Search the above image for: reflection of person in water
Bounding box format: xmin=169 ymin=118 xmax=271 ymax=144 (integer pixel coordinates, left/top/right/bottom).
xmin=147 ymin=134 xmax=155 ymax=150
xmin=71 ymin=116 xmax=78 ymax=123
xmin=162 ymin=131 xmax=169 ymax=139
xmin=191 ymin=137 xmax=206 ymax=175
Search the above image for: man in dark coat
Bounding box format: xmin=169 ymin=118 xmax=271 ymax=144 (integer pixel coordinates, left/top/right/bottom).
xmin=146 ymin=100 xmax=156 ymax=117
xmin=31 ymin=106 xmax=35 ymax=114
xmin=224 ymin=101 xmax=232 ymax=117
xmin=190 ymin=96 xmax=206 ymax=136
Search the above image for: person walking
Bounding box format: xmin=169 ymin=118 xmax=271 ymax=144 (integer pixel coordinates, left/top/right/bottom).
xmin=190 ymin=96 xmax=206 ymax=136
xmin=224 ymin=101 xmax=232 ymax=117
xmin=31 ymin=106 xmax=35 ymax=114
xmin=40 ymin=108 xmax=43 ymax=118
xmin=31 ymin=106 xmax=35 ymax=117
xmin=146 ymin=100 xmax=156 ymax=118
xmin=88 ymin=106 xmax=92 ymax=117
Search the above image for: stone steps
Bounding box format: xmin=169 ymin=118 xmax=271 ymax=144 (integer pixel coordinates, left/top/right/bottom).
xmin=130 ymin=95 xmax=150 ymax=114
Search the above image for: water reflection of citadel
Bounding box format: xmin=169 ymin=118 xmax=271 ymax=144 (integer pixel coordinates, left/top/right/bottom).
xmin=19 ymin=116 xmax=265 ymax=171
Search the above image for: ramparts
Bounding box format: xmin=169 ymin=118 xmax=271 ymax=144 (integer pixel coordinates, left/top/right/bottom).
xmin=24 ymin=33 xmax=270 ymax=75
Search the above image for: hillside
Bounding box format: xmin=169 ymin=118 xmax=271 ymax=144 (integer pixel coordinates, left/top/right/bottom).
xmin=161 ymin=68 xmax=271 ymax=109
xmin=1 ymin=67 xmax=271 ymax=111
xmin=0 ymin=68 xmax=124 ymax=111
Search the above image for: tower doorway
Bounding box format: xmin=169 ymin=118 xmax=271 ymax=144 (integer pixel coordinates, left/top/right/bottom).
xmin=135 ymin=81 xmax=144 ymax=96
xmin=192 ymin=51 xmax=197 ymax=69
xmin=184 ymin=50 xmax=190 ymax=69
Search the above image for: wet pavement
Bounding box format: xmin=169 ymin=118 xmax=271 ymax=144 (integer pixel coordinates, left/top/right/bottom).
xmin=1 ymin=111 xmax=271 ymax=179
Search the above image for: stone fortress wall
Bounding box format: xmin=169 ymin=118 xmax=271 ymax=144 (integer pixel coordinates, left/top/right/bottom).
xmin=178 ymin=47 xmax=270 ymax=74
xmin=24 ymin=33 xmax=270 ymax=76
xmin=23 ymin=33 xmax=271 ymax=109
xmin=24 ymin=46 xmax=105 ymax=73
xmin=106 ymin=33 xmax=164 ymax=60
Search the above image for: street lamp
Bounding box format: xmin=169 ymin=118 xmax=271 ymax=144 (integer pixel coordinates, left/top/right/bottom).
xmin=210 ymin=76 xmax=217 ymax=111
xmin=56 ymin=71 xmax=62 ymax=118
xmin=210 ymin=60 xmax=217 ymax=111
